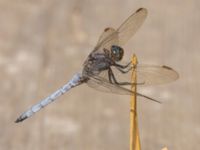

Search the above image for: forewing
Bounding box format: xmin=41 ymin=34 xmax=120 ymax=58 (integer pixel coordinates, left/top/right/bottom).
xmin=85 ymin=71 xmax=161 ymax=103
xmin=117 ymin=8 xmax=147 ymax=45
xmin=111 ymin=64 xmax=179 ymax=86
xmin=96 ymin=27 xmax=116 ymax=46
xmin=92 ymin=8 xmax=147 ymax=54
xmin=93 ymin=28 xmax=119 ymax=53
xmin=136 ymin=65 xmax=179 ymax=85
xmin=86 ymin=71 xmax=132 ymax=95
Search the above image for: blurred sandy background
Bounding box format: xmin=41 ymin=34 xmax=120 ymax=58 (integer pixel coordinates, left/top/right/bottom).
xmin=0 ymin=0 xmax=199 ymax=150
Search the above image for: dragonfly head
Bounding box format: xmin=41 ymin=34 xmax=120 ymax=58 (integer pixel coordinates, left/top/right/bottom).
xmin=111 ymin=45 xmax=124 ymax=62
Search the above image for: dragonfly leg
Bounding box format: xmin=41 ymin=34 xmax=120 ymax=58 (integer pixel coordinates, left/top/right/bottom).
xmin=108 ymin=68 xmax=133 ymax=85
xmin=108 ymin=69 xmax=113 ymax=83
xmin=114 ymin=61 xmax=132 ymax=69
xmin=115 ymin=66 xmax=133 ymax=74
xmin=113 ymin=62 xmax=134 ymax=74
xmin=108 ymin=68 xmax=145 ymax=86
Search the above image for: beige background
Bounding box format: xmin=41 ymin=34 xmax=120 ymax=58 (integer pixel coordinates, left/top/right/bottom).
xmin=0 ymin=0 xmax=199 ymax=150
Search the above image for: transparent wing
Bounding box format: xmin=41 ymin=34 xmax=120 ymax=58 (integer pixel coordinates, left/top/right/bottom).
xmin=86 ymin=71 xmax=160 ymax=103
xmin=136 ymin=65 xmax=179 ymax=85
xmin=94 ymin=28 xmax=119 ymax=53
xmin=111 ymin=64 xmax=179 ymax=86
xmin=86 ymin=72 xmax=132 ymax=95
xmin=96 ymin=27 xmax=117 ymax=47
xmin=92 ymin=8 xmax=147 ymax=54
xmin=117 ymin=8 xmax=147 ymax=45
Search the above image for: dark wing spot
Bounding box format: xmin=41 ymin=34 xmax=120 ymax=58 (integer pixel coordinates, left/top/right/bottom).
xmin=162 ymin=65 xmax=173 ymax=70
xmin=136 ymin=8 xmax=144 ymax=13
xmin=104 ymin=27 xmax=112 ymax=32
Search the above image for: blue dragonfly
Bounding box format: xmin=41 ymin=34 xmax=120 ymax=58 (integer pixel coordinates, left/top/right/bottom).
xmin=15 ymin=8 xmax=178 ymax=123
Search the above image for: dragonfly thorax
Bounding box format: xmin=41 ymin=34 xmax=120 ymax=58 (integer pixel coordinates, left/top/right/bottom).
xmin=111 ymin=45 xmax=124 ymax=62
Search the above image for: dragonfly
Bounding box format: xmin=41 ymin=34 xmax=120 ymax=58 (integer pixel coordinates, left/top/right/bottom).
xmin=15 ymin=8 xmax=179 ymax=123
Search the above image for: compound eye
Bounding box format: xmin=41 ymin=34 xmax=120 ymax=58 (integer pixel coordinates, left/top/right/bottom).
xmin=111 ymin=45 xmax=124 ymax=61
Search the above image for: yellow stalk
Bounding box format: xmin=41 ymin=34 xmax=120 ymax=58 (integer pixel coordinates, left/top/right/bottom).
xmin=130 ymin=54 xmax=141 ymax=150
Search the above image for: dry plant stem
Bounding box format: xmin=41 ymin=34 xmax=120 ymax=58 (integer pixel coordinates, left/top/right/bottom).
xmin=130 ymin=54 xmax=141 ymax=150
xmin=161 ymin=147 xmax=169 ymax=150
